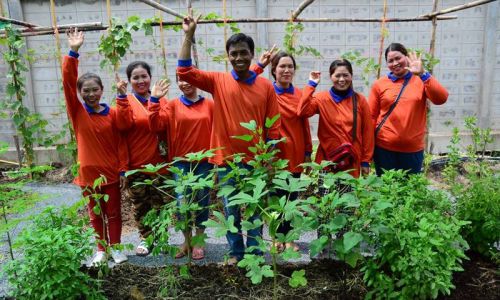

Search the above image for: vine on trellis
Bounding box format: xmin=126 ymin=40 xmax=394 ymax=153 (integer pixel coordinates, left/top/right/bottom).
xmin=283 ymin=22 xmax=321 ymax=58
xmin=0 ymin=24 xmax=54 ymax=167
xmin=98 ymin=15 xmax=158 ymax=73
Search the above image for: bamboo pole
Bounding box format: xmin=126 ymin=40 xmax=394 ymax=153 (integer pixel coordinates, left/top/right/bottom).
xmin=376 ymin=0 xmax=388 ymax=79
xmin=291 ymin=0 xmax=316 ymax=20
xmin=187 ymin=0 xmax=199 ymax=68
xmin=223 ymin=0 xmax=228 ymax=71
xmin=1 ymin=15 xmax=459 ymax=38
xmin=429 ymin=0 xmax=440 ymax=74
xmin=106 ymin=0 xmax=112 ymax=27
xmin=426 ymin=0 xmax=440 ymax=153
xmin=49 ymin=0 xmax=63 ymax=68
xmin=138 ymin=0 xmax=185 ymax=19
xmin=420 ymin=0 xmax=497 ymax=18
xmin=0 ymin=1 xmax=4 ymax=17
xmin=157 ymin=0 xmax=169 ymax=84
xmin=0 ymin=16 xmax=38 ymax=28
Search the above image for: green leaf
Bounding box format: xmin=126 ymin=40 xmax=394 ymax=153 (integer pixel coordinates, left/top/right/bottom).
xmin=343 ymin=232 xmax=363 ymax=252
xmin=289 ymin=269 xmax=307 ymax=288
xmin=231 ymin=134 xmax=253 ymax=142
xmin=309 ymin=236 xmax=328 ymax=257
xmin=265 ymin=114 xmax=280 ymax=128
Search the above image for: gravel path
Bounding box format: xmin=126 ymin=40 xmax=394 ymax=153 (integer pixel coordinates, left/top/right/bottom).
xmin=0 ymin=183 xmax=318 ymax=297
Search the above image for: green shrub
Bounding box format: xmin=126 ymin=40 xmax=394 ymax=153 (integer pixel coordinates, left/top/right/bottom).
xmin=4 ymin=206 xmax=104 ymax=300
xmin=358 ymin=171 xmax=469 ymax=299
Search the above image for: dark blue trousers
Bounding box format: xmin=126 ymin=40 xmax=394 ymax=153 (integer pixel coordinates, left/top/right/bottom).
xmin=373 ymin=146 xmax=424 ymax=176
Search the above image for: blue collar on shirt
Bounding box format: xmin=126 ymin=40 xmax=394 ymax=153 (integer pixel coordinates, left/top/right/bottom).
xmin=84 ymin=102 xmax=110 ymax=115
xmin=388 ymin=71 xmax=412 ymax=82
xmin=329 ymin=87 xmax=354 ymax=104
xmin=230 ymin=69 xmax=257 ymax=85
xmin=133 ymin=92 xmax=149 ymax=104
xmin=180 ymin=94 xmax=205 ymax=106
xmin=273 ymin=82 xmax=294 ymax=95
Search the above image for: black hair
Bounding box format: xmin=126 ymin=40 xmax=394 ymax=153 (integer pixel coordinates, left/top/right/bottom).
xmin=225 ymin=33 xmax=255 ymax=55
xmin=126 ymin=61 xmax=152 ymax=81
xmin=77 ymin=73 xmax=103 ymax=91
xmin=270 ymin=51 xmax=296 ymax=80
xmin=385 ymin=43 xmax=408 ymax=61
xmin=329 ymin=59 xmax=353 ymax=76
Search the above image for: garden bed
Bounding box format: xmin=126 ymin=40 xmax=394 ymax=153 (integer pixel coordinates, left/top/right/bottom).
xmin=99 ymin=251 xmax=498 ymax=300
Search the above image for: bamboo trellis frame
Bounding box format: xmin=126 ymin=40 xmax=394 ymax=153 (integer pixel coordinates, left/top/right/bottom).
xmin=0 ymin=0 xmax=496 ymax=38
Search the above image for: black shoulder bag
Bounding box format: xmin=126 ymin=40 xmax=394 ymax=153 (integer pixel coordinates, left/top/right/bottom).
xmin=375 ymin=77 xmax=410 ymax=136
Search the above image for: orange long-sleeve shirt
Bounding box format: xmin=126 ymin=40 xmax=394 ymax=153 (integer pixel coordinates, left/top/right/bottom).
xmin=62 ymin=54 xmax=125 ymax=187
xmin=368 ymin=73 xmax=448 ymax=152
xmin=275 ymin=87 xmax=313 ymax=173
xmin=115 ymin=94 xmax=165 ymax=170
xmin=148 ymin=96 xmax=213 ymax=161
xmin=297 ymin=85 xmax=374 ymax=178
xmin=177 ymin=60 xmax=280 ymax=166
xmin=250 ymin=65 xmax=312 ymax=173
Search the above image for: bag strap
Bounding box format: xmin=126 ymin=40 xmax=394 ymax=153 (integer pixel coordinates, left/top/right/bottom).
xmin=352 ymin=92 xmax=358 ymax=143
xmin=375 ymin=76 xmax=410 ymax=136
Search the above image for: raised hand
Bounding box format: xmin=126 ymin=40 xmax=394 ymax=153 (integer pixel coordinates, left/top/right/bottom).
xmin=309 ymin=71 xmax=321 ymax=85
xmin=151 ymin=79 xmax=170 ymax=99
xmin=66 ymin=27 xmax=84 ymax=52
xmin=258 ymin=44 xmax=279 ymax=68
xmin=115 ymin=73 xmax=128 ymax=96
xmin=405 ymin=52 xmax=425 ymax=76
xmin=182 ymin=8 xmax=202 ymax=36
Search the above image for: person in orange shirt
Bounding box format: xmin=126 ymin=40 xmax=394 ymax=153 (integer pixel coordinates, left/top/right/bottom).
xmin=297 ymin=59 xmax=374 ymax=179
xmin=148 ymin=75 xmax=214 ymax=260
xmin=115 ymin=61 xmax=170 ymax=257
xmin=177 ymin=14 xmax=280 ymax=263
xmin=369 ymin=43 xmax=448 ymax=175
xmin=62 ymin=28 xmax=127 ymax=265
xmin=253 ymin=51 xmax=312 ymax=252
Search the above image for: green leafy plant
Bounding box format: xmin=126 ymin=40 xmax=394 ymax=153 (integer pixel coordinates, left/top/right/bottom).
xmin=358 ymin=171 xmax=469 ymax=299
xmin=0 ymin=24 xmax=54 ymax=168
xmin=128 ymin=150 xmax=217 ymax=267
xmin=98 ymin=15 xmax=157 ymax=72
xmin=202 ymin=116 xmax=314 ymax=300
xmin=283 ymin=22 xmax=321 ymax=58
xmin=445 ymin=117 xmax=499 ymax=258
xmin=4 ymin=206 xmax=105 ymax=299
xmin=341 ymin=50 xmax=380 ymax=87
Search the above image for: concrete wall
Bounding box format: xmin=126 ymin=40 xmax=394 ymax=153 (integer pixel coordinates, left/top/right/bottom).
xmin=0 ymin=0 xmax=499 ymax=163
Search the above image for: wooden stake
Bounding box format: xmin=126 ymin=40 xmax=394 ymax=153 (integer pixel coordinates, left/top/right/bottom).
xmin=187 ymin=0 xmax=199 ymax=68
xmin=157 ymin=0 xmax=169 ymax=86
xmin=426 ymin=0 xmax=440 ymax=153
xmin=376 ymin=0 xmax=388 ymax=79
xmin=138 ymin=0 xmax=185 ymax=19
xmin=106 ymin=0 xmax=112 ymax=27
xmin=291 ymin=0 xmax=316 ymax=20
xmin=0 ymin=16 xmax=38 ymax=28
xmin=223 ymin=0 xmax=228 ymax=71
xmin=49 ymin=0 xmax=63 ymax=69
xmin=420 ymin=0 xmax=497 ymax=18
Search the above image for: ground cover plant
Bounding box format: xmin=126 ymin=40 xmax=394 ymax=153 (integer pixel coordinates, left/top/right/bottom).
xmin=444 ymin=117 xmax=500 ymax=261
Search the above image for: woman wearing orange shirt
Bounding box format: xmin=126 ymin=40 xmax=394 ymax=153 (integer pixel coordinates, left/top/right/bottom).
xmin=368 ymin=43 xmax=448 ymax=175
xmin=115 ymin=61 xmax=169 ymax=256
xmin=62 ymin=28 xmax=127 ymax=265
xmin=297 ymin=59 xmax=374 ymax=178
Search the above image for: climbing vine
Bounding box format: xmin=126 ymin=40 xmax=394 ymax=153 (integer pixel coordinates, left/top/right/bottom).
xmin=283 ymin=22 xmax=321 ymax=58
xmin=0 ymin=24 xmax=54 ymax=167
xmin=98 ymin=15 xmax=158 ymax=73
xmin=341 ymin=50 xmax=380 ymax=87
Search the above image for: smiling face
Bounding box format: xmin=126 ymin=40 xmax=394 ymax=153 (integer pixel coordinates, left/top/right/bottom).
xmin=386 ymin=50 xmax=409 ymax=78
xmin=178 ymin=78 xmax=196 ymax=98
xmin=330 ymin=66 xmax=352 ymax=92
xmin=79 ymin=79 xmax=103 ymax=110
xmin=228 ymin=42 xmax=254 ymax=76
xmin=130 ymin=66 xmax=151 ymax=96
xmin=274 ymin=56 xmax=295 ymax=87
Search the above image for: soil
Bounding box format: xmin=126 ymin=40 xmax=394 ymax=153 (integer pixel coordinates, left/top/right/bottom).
xmin=99 ymin=251 xmax=498 ymax=300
